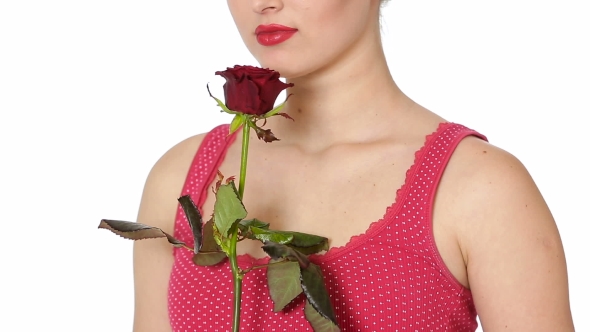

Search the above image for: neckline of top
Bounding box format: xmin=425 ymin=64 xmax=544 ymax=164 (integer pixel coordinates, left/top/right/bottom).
xmin=203 ymin=121 xmax=456 ymax=265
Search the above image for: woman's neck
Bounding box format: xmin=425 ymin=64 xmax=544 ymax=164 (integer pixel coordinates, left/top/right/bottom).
xmin=262 ymin=51 xmax=416 ymax=152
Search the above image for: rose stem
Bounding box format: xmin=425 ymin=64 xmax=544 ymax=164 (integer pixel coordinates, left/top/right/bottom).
xmin=229 ymin=118 xmax=251 ymax=332
xmin=238 ymin=118 xmax=249 ymax=199
xmin=228 ymin=227 xmax=243 ymax=332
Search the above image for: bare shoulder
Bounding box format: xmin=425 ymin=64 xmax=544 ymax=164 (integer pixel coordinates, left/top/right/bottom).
xmin=439 ymin=136 xmax=574 ymax=331
xmin=138 ymin=132 xmax=208 ymax=228
xmin=442 ymin=136 xmax=554 ymax=235
xmin=132 ymin=131 xmax=207 ymax=332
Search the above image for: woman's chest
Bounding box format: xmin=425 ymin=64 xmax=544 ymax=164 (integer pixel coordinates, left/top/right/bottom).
xmin=199 ymin=141 xmax=417 ymax=258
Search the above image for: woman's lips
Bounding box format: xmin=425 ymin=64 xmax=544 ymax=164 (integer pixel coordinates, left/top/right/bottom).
xmin=255 ymin=24 xmax=298 ymax=46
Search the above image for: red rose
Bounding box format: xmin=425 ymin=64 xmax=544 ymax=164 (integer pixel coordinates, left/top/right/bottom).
xmin=215 ymin=65 xmax=293 ymax=116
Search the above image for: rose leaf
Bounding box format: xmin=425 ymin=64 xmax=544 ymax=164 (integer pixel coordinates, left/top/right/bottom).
xmin=249 ymin=228 xmax=329 ymax=255
xmin=300 ymin=263 xmax=338 ymax=326
xmin=281 ymin=231 xmax=329 ymax=255
xmin=241 ymin=226 xmax=329 ymax=255
xmin=239 ymin=218 xmax=270 ymax=230
xmin=177 ymin=195 xmax=203 ymax=253
xmin=304 ymin=301 xmax=341 ymax=332
xmin=250 ymin=227 xmax=294 ymax=244
xmin=214 ymin=181 xmax=247 ymax=237
xmin=267 ymin=259 xmax=303 ymax=312
xmin=98 ymin=219 xmax=189 ymax=249
xmin=192 ymin=219 xmax=227 ymax=266
xmin=261 ymin=241 xmax=310 ymax=269
xmin=285 ymin=232 xmax=328 ymax=248
xmin=192 ymin=251 xmax=227 ymax=266
xmin=202 ymin=219 xmax=223 ymax=252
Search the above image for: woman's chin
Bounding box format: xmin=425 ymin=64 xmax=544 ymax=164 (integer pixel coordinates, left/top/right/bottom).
xmin=257 ymin=63 xmax=312 ymax=81
xmin=257 ymin=64 xmax=293 ymax=79
xmin=254 ymin=55 xmax=311 ymax=80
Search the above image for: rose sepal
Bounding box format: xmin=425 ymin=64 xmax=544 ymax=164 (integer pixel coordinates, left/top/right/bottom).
xmin=207 ymin=84 xmax=240 ymax=115
xmin=262 ymin=100 xmax=286 ymax=118
xmin=262 ymin=94 xmax=294 ymax=120
xmin=229 ymin=114 xmax=246 ymax=135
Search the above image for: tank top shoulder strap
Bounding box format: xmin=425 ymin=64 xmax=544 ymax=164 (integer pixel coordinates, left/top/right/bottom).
xmin=395 ymin=121 xmax=487 ymax=289
xmin=172 ymin=124 xmax=237 ymax=246
xmin=418 ymin=122 xmax=488 ymax=200
xmin=396 ymin=122 xmax=488 ymax=213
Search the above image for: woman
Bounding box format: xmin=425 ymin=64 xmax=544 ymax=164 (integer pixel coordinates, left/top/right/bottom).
xmin=132 ymin=0 xmax=574 ymax=331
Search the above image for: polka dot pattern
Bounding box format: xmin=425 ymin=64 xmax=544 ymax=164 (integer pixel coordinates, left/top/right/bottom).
xmin=168 ymin=123 xmax=487 ymax=331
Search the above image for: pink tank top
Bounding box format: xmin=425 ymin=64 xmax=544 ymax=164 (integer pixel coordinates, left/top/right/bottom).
xmin=168 ymin=122 xmax=487 ymax=331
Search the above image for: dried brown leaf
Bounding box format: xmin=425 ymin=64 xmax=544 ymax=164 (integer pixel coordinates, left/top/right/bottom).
xmin=98 ymin=219 xmax=189 ymax=249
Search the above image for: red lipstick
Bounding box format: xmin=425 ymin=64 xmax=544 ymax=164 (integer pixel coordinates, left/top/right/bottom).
xmin=255 ymin=24 xmax=298 ymax=46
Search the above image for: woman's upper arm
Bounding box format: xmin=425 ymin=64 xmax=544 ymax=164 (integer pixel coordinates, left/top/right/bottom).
xmin=132 ymin=133 xmax=205 ymax=332
xmin=451 ymin=139 xmax=574 ymax=331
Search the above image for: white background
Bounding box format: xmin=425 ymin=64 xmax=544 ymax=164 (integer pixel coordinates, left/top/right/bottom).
xmin=0 ymin=1 xmax=588 ymax=331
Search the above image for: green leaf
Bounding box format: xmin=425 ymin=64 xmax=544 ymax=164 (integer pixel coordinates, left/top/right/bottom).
xmin=304 ymin=301 xmax=341 ymax=332
xmin=300 ymin=263 xmax=338 ymax=326
xmin=282 ymin=232 xmax=329 ymax=255
xmin=238 ymin=218 xmax=270 ymax=230
xmin=229 ymin=114 xmax=245 ymax=134
xmin=267 ymin=260 xmax=303 ymax=312
xmin=177 ymin=195 xmax=203 ymax=253
xmin=285 ymin=232 xmax=329 ymax=248
xmin=250 ymin=228 xmax=294 ymax=244
xmin=262 ymin=241 xmax=310 ymax=269
xmin=213 ymin=181 xmax=247 ymax=237
xmin=193 ymin=219 xmax=227 ymax=266
xmin=238 ymin=221 xmax=329 ymax=255
xmin=98 ymin=219 xmax=190 ymax=250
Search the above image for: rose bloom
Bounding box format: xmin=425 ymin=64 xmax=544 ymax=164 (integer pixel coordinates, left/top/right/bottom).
xmin=215 ymin=65 xmax=293 ymax=116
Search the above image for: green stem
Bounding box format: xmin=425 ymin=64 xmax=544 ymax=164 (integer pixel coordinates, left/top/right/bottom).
xmin=229 ymin=119 xmax=251 ymax=332
xmin=238 ymin=120 xmax=250 ymax=199
xmin=228 ymin=228 xmax=243 ymax=332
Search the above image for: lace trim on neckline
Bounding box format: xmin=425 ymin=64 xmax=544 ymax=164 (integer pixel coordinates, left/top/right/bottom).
xmin=233 ymin=122 xmax=454 ymax=266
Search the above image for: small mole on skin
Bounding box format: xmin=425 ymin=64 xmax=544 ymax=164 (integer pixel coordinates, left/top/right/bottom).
xmin=483 ymin=150 xmax=487 ymax=154
xmin=297 ymin=108 xmax=302 ymax=114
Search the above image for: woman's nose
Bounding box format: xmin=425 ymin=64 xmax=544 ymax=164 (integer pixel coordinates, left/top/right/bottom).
xmin=252 ymin=0 xmax=284 ymax=14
